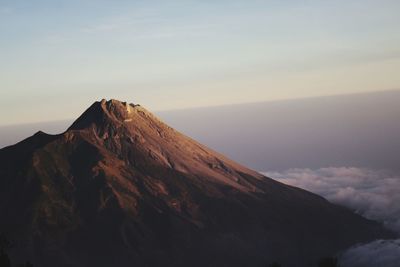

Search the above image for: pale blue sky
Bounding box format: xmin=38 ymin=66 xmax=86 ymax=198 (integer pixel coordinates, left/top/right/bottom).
xmin=1 ymin=0 xmax=400 ymax=125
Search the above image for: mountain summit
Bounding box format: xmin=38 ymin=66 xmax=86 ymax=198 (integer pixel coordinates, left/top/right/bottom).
xmin=0 ymin=99 xmax=393 ymax=267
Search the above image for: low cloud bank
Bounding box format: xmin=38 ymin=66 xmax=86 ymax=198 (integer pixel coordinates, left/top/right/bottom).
xmin=340 ymin=239 xmax=400 ymax=267
xmin=264 ymin=167 xmax=400 ymax=232
xmin=263 ymin=167 xmax=400 ymax=267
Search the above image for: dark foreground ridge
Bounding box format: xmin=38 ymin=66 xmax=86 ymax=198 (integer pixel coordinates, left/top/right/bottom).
xmin=0 ymin=99 xmax=394 ymax=267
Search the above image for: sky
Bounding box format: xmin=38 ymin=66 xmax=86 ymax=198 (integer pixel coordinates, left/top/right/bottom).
xmin=1 ymin=0 xmax=400 ymax=125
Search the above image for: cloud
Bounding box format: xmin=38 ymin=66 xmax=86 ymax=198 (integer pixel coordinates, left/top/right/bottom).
xmin=80 ymin=16 xmax=146 ymax=33
xmin=340 ymin=239 xmax=400 ymax=267
xmin=264 ymin=167 xmax=400 ymax=233
xmin=263 ymin=167 xmax=400 ymax=267
xmin=80 ymin=13 xmax=211 ymax=40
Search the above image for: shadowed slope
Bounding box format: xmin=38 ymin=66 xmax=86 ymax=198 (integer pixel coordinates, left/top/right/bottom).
xmin=0 ymin=99 xmax=393 ymax=267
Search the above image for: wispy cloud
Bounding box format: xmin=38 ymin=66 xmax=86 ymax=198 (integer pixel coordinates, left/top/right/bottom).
xmin=78 ymin=4 xmax=183 ymax=34
xmin=80 ymin=14 xmax=156 ymax=33
xmin=79 ymin=11 xmax=212 ymax=40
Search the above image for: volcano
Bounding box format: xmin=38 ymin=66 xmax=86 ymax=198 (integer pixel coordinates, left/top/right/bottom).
xmin=0 ymin=99 xmax=392 ymax=267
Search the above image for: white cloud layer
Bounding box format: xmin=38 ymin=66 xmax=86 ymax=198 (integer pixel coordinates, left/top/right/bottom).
xmin=264 ymin=167 xmax=400 ymax=232
xmin=263 ymin=167 xmax=400 ymax=267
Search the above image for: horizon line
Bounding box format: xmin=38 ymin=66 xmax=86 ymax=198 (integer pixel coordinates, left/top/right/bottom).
xmin=1 ymin=88 xmax=399 ymax=127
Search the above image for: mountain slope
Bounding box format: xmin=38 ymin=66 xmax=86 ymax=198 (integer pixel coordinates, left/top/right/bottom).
xmin=0 ymin=99 xmax=393 ymax=267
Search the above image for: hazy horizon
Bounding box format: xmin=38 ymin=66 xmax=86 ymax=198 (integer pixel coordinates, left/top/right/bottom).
xmin=1 ymin=88 xmax=398 ymax=127
xmin=2 ymin=90 xmax=399 ymax=173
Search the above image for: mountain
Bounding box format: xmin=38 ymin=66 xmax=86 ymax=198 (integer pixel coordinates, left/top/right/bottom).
xmin=0 ymin=99 xmax=393 ymax=267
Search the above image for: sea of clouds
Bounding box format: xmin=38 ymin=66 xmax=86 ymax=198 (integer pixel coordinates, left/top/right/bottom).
xmin=340 ymin=239 xmax=400 ymax=267
xmin=264 ymin=167 xmax=400 ymax=267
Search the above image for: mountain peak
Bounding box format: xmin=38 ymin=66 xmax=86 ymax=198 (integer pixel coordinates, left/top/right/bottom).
xmin=99 ymin=98 xmax=141 ymax=120
xmin=100 ymin=98 xmax=140 ymax=112
xmin=68 ymin=99 xmax=141 ymax=131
